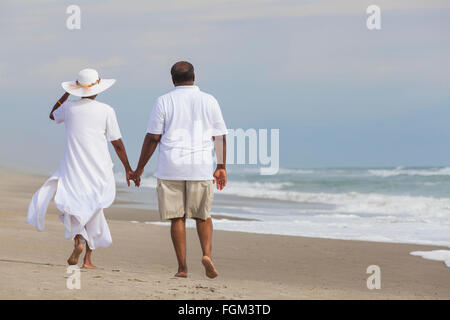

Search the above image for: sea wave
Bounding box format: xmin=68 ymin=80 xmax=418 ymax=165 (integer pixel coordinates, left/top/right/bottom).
xmin=219 ymin=181 xmax=450 ymax=219
xmin=277 ymin=168 xmax=315 ymax=175
xmin=369 ymin=167 xmax=450 ymax=177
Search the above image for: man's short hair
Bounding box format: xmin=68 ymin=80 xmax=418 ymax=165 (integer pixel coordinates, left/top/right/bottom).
xmin=171 ymin=61 xmax=195 ymax=83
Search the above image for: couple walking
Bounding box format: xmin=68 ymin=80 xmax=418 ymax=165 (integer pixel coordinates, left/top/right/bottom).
xmin=27 ymin=61 xmax=228 ymax=279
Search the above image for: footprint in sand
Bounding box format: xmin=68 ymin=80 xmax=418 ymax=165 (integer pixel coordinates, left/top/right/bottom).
xmin=195 ymin=285 xmax=208 ymax=289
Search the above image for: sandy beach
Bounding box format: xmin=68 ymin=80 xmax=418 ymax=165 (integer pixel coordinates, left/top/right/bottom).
xmin=0 ymin=168 xmax=449 ymax=300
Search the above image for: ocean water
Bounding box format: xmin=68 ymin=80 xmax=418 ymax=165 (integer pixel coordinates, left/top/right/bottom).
xmin=116 ymin=167 xmax=450 ymax=247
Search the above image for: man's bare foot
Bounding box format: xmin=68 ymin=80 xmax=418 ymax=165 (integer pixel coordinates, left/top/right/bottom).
xmin=67 ymin=237 xmax=83 ymax=265
xmin=81 ymin=263 xmax=97 ymax=269
xmin=174 ymin=267 xmax=188 ymax=278
xmin=201 ymin=256 xmax=218 ymax=279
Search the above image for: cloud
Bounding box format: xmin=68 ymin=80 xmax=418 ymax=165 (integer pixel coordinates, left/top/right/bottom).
xmin=2 ymin=0 xmax=450 ymax=92
xmin=188 ymin=0 xmax=450 ymax=21
xmin=27 ymin=57 xmax=126 ymax=80
xmin=4 ymin=0 xmax=449 ymax=30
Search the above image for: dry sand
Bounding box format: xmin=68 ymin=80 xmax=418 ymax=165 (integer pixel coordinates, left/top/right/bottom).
xmin=0 ymin=169 xmax=449 ymax=299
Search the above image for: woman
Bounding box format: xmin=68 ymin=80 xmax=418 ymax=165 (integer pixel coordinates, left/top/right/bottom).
xmin=27 ymin=68 xmax=134 ymax=268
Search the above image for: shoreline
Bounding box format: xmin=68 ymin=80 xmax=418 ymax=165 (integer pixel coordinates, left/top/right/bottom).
xmin=0 ymin=167 xmax=449 ymax=299
xmin=4 ymin=167 xmax=450 ymax=247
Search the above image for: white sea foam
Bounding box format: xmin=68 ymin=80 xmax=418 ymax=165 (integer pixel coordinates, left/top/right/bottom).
xmin=277 ymin=168 xmax=315 ymax=175
xmin=410 ymin=250 xmax=450 ymax=267
xmin=369 ymin=167 xmax=450 ymax=177
xmin=146 ymin=217 xmax=450 ymax=247
xmin=220 ymin=181 xmax=450 ymax=219
xmin=115 ymin=169 xmax=450 ymax=247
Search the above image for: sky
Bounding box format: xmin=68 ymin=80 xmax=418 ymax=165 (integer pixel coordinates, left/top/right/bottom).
xmin=1 ymin=0 xmax=450 ymax=173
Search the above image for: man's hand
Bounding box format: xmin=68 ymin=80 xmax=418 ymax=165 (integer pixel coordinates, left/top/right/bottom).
xmin=133 ymin=133 xmax=161 ymax=188
xmin=213 ymin=167 xmax=227 ymax=190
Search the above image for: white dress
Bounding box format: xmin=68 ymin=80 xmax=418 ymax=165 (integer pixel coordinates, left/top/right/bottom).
xmin=27 ymin=98 xmax=122 ymax=250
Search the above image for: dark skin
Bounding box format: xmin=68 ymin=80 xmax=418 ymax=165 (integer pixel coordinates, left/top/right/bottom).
xmin=212 ymin=135 xmax=227 ymax=190
xmin=133 ymin=133 xmax=162 ymax=186
xmin=49 ymin=92 xmax=70 ymax=120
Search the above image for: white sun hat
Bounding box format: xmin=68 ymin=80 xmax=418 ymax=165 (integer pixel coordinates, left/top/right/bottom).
xmin=61 ymin=68 xmax=116 ymax=97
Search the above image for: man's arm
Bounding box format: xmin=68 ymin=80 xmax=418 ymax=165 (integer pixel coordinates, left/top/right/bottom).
xmin=110 ymin=139 xmax=134 ymax=186
xmin=49 ymin=92 xmax=70 ymax=120
xmin=213 ymin=135 xmax=227 ymax=190
xmin=134 ymin=133 xmax=162 ymax=187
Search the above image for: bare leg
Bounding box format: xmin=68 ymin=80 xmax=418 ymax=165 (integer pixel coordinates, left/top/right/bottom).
xmin=82 ymin=243 xmax=97 ymax=269
xmin=67 ymin=234 xmax=84 ymax=265
xmin=196 ymin=218 xmax=218 ymax=278
xmin=171 ymin=217 xmax=187 ymax=277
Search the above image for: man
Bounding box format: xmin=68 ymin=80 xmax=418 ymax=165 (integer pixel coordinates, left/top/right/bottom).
xmin=133 ymin=61 xmax=227 ymax=278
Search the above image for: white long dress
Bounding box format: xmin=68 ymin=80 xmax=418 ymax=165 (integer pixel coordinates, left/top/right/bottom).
xmin=27 ymin=98 xmax=122 ymax=250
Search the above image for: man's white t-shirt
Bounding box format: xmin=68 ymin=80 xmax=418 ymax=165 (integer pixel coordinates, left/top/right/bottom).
xmin=146 ymin=85 xmax=228 ymax=180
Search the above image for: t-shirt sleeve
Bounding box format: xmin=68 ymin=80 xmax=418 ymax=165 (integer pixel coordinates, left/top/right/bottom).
xmin=52 ymin=102 xmax=66 ymax=124
xmin=146 ymin=99 xmax=165 ymax=134
xmin=210 ymin=98 xmax=228 ymax=136
xmin=106 ymin=107 xmax=122 ymax=142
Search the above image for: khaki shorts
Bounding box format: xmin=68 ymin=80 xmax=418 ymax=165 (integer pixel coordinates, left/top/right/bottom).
xmin=156 ymin=179 xmax=214 ymax=221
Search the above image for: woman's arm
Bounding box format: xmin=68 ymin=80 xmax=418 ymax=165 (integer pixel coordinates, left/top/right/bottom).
xmin=49 ymin=92 xmax=70 ymax=120
xmin=110 ymin=139 xmax=134 ymax=186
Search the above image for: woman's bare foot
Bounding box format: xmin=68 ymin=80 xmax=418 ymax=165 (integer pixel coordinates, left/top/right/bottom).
xmin=82 ymin=243 xmax=96 ymax=269
xmin=67 ymin=235 xmax=83 ymax=265
xmin=201 ymin=256 xmax=218 ymax=279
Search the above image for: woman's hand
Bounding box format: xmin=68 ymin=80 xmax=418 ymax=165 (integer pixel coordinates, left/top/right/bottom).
xmin=126 ymin=170 xmax=135 ymax=187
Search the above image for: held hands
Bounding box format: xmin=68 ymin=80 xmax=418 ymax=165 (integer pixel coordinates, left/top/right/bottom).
xmin=213 ymin=166 xmax=227 ymax=190
xmin=127 ymin=167 xmax=226 ymax=190
xmin=126 ymin=168 xmax=143 ymax=187
xmin=125 ymin=170 xmax=137 ymax=187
